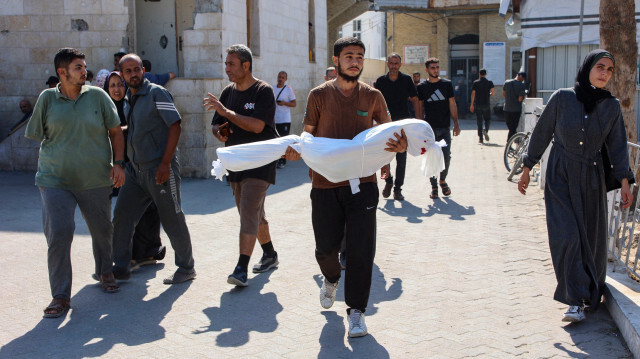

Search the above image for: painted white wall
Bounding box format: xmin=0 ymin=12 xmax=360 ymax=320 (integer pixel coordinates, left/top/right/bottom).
xmin=340 ymin=11 xmax=386 ymax=60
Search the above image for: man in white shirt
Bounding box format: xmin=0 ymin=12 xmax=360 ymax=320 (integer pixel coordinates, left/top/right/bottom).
xmin=273 ymin=71 xmax=296 ymax=168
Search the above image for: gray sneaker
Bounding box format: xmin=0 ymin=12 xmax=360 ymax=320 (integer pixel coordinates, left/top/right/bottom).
xmin=252 ymin=252 xmax=279 ymax=273
xmin=348 ymin=309 xmax=368 ymax=337
xmin=320 ymin=278 xmax=339 ymax=309
xmin=562 ymin=305 xmax=585 ymax=322
xmin=163 ymin=270 xmax=196 ymax=285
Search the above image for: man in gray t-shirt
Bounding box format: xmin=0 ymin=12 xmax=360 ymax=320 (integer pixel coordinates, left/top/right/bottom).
xmin=502 ymin=72 xmax=527 ymax=141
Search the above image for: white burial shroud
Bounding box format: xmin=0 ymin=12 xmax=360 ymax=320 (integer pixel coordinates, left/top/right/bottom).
xmin=211 ymin=119 xmax=446 ymax=193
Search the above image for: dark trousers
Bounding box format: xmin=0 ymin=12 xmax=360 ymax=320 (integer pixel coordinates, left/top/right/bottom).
xmin=311 ymin=182 xmax=378 ymax=313
xmin=385 ymin=151 xmax=407 ymax=191
xmin=276 ymin=123 xmax=291 ymax=166
xmin=475 ymin=104 xmax=491 ymax=137
xmin=430 ymin=127 xmax=452 ymax=186
xmin=131 ymin=202 xmax=163 ymax=260
xmin=505 ymin=111 xmax=521 ymax=141
xmin=113 ymin=162 xmax=194 ymax=274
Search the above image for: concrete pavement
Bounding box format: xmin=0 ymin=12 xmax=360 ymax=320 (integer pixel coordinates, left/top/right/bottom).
xmin=0 ymin=118 xmax=635 ymax=358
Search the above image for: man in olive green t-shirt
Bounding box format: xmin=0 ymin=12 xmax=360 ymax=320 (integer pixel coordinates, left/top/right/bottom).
xmin=25 ymin=48 xmax=125 ymax=318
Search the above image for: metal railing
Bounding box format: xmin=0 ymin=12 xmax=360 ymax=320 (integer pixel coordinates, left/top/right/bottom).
xmin=607 ymin=142 xmax=640 ymax=280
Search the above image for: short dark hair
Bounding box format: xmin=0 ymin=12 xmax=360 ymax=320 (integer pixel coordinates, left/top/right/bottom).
xmin=226 ymin=44 xmax=253 ymax=72
xmin=333 ymin=37 xmax=365 ymax=57
xmin=114 ymin=51 xmax=127 ymax=58
xmin=517 ymin=71 xmax=527 ymax=79
xmin=387 ymin=53 xmax=401 ymax=62
xmin=142 ymin=59 xmax=152 ymax=71
xmin=425 ymin=57 xmax=439 ymax=68
xmin=479 ymin=68 xmax=487 ymax=76
xmin=413 ymin=71 xmax=421 ymax=76
xmin=278 ymin=70 xmax=288 ymax=78
xmin=54 ymin=48 xmax=85 ymax=77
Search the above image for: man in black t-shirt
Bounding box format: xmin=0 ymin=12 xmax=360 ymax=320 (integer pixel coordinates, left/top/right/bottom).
xmin=374 ymin=53 xmax=421 ymax=201
xmin=470 ymin=69 xmax=495 ymax=144
xmin=416 ymin=57 xmax=461 ymax=199
xmin=204 ymin=44 xmax=279 ymax=287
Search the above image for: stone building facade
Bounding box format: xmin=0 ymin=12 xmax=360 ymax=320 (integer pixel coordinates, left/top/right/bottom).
xmin=0 ymin=0 xmax=328 ymax=177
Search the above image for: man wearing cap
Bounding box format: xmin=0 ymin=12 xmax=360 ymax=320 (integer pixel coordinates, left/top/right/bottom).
xmin=503 ymin=72 xmax=527 ymax=141
xmin=470 ymin=69 xmax=494 ymax=144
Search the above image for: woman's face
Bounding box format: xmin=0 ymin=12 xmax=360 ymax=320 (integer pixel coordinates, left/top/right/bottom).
xmin=108 ymin=75 xmax=125 ymax=101
xmin=589 ymin=57 xmax=614 ymax=89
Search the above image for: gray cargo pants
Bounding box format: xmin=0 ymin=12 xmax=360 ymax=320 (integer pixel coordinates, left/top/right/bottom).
xmin=39 ymin=186 xmax=113 ymax=299
xmin=112 ymin=162 xmax=194 ymax=274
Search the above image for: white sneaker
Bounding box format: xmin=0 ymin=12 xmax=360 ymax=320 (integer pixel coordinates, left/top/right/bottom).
xmin=562 ymin=305 xmax=586 ymax=322
xmin=348 ymin=309 xmax=368 ymax=337
xmin=320 ymin=278 xmax=339 ymax=309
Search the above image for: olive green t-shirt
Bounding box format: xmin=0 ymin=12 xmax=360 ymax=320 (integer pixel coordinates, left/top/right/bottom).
xmin=25 ymin=85 xmax=121 ymax=191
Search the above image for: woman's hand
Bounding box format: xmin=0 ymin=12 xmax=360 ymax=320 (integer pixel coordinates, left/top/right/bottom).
xmin=620 ymin=178 xmax=633 ymax=209
xmin=518 ymin=167 xmax=531 ymax=195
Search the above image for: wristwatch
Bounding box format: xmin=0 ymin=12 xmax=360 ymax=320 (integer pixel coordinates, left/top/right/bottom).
xmin=114 ymin=160 xmax=125 ymax=168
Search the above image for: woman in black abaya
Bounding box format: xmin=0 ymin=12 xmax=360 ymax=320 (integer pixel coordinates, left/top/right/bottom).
xmin=518 ymin=49 xmax=633 ymax=322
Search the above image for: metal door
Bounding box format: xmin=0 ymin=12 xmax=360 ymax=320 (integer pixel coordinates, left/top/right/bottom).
xmin=135 ymin=0 xmax=178 ymax=74
xmin=450 ymin=57 xmax=479 ymax=116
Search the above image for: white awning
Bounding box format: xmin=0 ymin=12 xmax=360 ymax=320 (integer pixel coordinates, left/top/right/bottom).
xmin=519 ymin=0 xmax=640 ymax=51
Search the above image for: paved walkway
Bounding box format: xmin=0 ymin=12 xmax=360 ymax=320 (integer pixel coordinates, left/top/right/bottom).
xmin=0 ymin=119 xmax=633 ymax=358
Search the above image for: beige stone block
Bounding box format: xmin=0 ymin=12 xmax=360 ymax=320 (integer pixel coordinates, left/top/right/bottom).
xmin=63 ymin=0 xmax=101 ymax=15
xmin=0 ymin=46 xmax=26 ymax=63
xmin=165 ymin=79 xmax=196 ymax=96
xmin=91 ymin=47 xmax=115 ymax=70
xmin=29 ymin=48 xmax=60 ymax=65
xmin=179 ymin=131 xmax=206 ymax=149
xmin=6 ymin=16 xmax=30 ymax=31
xmin=208 ymin=31 xmax=222 ymax=46
xmin=110 ymin=14 xmax=129 ymax=30
xmin=0 ymin=32 xmax=21 ymax=48
xmin=51 ymin=15 xmax=71 ymax=31
xmin=174 ymin=95 xmax=208 ymax=114
xmin=182 ymin=30 xmax=206 ymax=47
xmin=100 ymin=0 xmax=127 ymax=15
xmin=198 ymin=46 xmax=222 ymax=62
xmin=0 ymin=0 xmax=25 ymax=16
xmin=79 ymin=31 xmax=101 ymax=47
xmin=0 ymin=62 xmax=25 ymax=81
xmin=29 ymin=16 xmax=52 ymax=31
xmin=100 ymin=30 xmax=125 ymax=47
xmin=24 ymin=0 xmax=65 ymax=15
xmin=88 ymin=14 xmax=110 ymax=30
xmin=193 ymin=13 xmax=222 ymax=30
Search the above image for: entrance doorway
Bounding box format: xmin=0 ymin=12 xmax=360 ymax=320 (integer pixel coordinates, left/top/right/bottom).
xmin=450 ymin=46 xmax=479 ymax=118
xmin=135 ymin=0 xmax=179 ymax=74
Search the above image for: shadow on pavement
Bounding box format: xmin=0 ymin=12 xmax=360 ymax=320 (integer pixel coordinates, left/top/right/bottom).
xmin=312 ymin=264 xmax=402 ymax=316
xmin=556 ymin=307 xmax=633 ymax=358
xmin=379 ymin=199 xmax=427 ymax=223
xmin=423 ymin=197 xmax=475 ymax=220
xmin=0 ymin=264 xmax=190 ymax=358
xmin=194 ymin=270 xmax=282 ymax=346
xmin=318 ymin=311 xmax=390 ymax=359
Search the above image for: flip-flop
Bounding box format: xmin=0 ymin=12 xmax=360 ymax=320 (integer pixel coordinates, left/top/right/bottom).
xmin=440 ymin=182 xmax=452 ymax=196
xmin=99 ymin=273 xmax=120 ymax=294
xmin=43 ymin=298 xmax=70 ymax=318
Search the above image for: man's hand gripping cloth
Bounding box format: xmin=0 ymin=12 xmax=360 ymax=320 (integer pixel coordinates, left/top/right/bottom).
xmin=211 ymin=119 xmax=445 ymax=192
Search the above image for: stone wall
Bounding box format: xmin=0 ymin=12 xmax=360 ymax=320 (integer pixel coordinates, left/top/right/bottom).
xmin=0 ymin=0 xmax=129 ymax=137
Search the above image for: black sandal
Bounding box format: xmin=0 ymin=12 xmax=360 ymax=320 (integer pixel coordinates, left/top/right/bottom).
xmin=429 ymin=187 xmax=439 ymax=199
xmin=440 ymin=182 xmax=451 ymax=196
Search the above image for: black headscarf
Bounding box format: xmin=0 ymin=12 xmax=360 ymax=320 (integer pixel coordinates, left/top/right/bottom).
xmin=103 ymin=71 xmax=127 ymax=126
xmin=574 ymin=49 xmax=615 ymax=113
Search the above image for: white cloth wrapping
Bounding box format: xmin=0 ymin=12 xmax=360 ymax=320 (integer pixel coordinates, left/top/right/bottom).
xmin=211 ymin=119 xmax=445 ymax=190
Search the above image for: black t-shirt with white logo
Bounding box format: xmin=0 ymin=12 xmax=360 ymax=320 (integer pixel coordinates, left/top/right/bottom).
xmin=417 ymin=78 xmax=455 ymax=128
xmin=212 ymin=79 xmax=277 ymax=184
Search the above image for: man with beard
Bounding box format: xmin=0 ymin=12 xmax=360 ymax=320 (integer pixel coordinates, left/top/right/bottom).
xmin=374 ymin=53 xmax=421 ymax=201
xmin=25 ymin=47 xmax=125 ymax=317
xmin=111 ymin=54 xmax=196 ymax=285
xmin=204 ymin=44 xmax=279 ymax=287
xmin=416 ymin=57 xmax=460 ymax=199
xmin=285 ymin=37 xmax=407 ymax=338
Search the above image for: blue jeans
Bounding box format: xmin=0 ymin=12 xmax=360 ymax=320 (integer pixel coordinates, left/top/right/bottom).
xmin=39 ymin=186 xmax=113 ymax=299
xmin=430 ymin=127 xmax=452 ymax=186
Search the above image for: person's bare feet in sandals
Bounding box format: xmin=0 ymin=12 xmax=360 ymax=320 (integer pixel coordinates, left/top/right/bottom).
xmin=439 ymin=181 xmax=451 ymax=196
xmin=100 ymin=273 xmax=120 ymax=293
xmin=43 ymin=297 xmax=70 ymax=318
xmin=429 ymin=186 xmax=439 ymax=199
